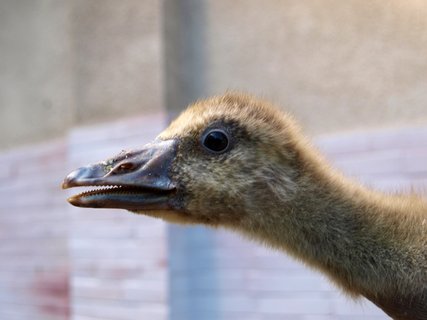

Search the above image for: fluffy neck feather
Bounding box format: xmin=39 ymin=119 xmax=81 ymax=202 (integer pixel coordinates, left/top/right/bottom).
xmin=238 ymin=141 xmax=427 ymax=320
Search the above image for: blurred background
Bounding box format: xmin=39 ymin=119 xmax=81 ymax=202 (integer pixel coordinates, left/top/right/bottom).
xmin=1 ymin=1 xmax=427 ymax=319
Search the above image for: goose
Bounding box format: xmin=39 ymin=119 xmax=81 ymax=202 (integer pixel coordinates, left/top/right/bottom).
xmin=63 ymin=93 xmax=427 ymax=320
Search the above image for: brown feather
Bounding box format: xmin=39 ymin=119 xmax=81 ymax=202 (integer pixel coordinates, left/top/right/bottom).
xmin=152 ymin=92 xmax=427 ymax=319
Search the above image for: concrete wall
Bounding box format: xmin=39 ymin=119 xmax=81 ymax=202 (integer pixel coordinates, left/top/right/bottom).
xmin=0 ymin=0 xmax=74 ymax=150
xmin=2 ymin=1 xmax=427 ymax=150
xmin=164 ymin=0 xmax=427 ymax=134
xmin=72 ymin=0 xmax=163 ymax=124
xmin=0 ymin=0 xmax=163 ymax=150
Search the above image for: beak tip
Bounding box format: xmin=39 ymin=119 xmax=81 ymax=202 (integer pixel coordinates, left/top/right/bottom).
xmin=62 ymin=180 xmax=70 ymax=189
xmin=62 ymin=168 xmax=82 ymax=189
xmin=67 ymin=195 xmax=80 ymax=207
xmin=62 ymin=175 xmax=75 ymax=189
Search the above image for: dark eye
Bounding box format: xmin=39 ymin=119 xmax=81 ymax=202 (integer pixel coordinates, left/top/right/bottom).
xmin=202 ymin=129 xmax=230 ymax=153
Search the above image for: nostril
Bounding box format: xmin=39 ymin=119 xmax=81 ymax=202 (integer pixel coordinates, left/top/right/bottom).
xmin=119 ymin=162 xmax=135 ymax=170
xmin=111 ymin=162 xmax=137 ymax=174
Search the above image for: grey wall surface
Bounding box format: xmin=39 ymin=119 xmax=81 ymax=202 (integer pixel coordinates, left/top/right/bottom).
xmin=0 ymin=0 xmax=74 ymax=150
xmin=73 ymin=0 xmax=163 ymax=124
xmin=0 ymin=0 xmax=163 ymax=150
xmin=164 ymin=0 xmax=427 ymax=135
xmin=2 ymin=0 xmax=427 ymax=150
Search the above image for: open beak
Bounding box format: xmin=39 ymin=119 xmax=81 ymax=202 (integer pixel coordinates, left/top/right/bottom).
xmin=62 ymin=139 xmax=178 ymax=211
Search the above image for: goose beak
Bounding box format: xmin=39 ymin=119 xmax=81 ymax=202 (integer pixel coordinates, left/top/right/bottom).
xmin=62 ymin=139 xmax=178 ymax=211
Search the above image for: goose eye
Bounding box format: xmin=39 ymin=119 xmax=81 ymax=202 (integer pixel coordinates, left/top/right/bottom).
xmin=202 ymin=129 xmax=229 ymax=153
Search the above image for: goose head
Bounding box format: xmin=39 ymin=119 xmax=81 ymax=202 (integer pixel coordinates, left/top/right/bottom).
xmin=63 ymin=93 xmax=302 ymax=226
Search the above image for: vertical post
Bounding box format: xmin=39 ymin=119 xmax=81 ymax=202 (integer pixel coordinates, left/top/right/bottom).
xmin=163 ymin=0 xmax=208 ymax=117
xmin=163 ymin=1 xmax=219 ymax=319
